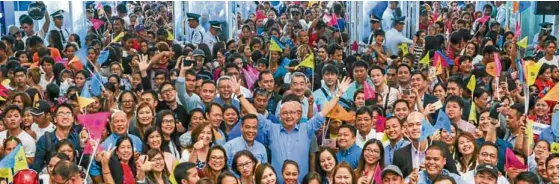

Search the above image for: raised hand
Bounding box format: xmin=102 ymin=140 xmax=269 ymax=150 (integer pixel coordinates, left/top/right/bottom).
xmin=337 ymin=76 xmax=352 ymax=96
xmin=230 ymin=75 xmax=242 ymax=95
xmin=138 ymin=54 xmax=150 ymax=72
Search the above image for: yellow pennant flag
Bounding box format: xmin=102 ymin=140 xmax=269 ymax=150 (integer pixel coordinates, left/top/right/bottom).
xmin=166 ymin=30 xmax=174 ymax=41
xmin=112 ymin=32 xmax=126 ymax=43
xmin=420 ymin=53 xmax=430 ymax=65
xmin=381 ymin=132 xmax=389 ymax=142
xmin=468 ymin=101 xmax=478 ymax=125
xmin=0 ymin=168 xmax=12 ymax=183
xmin=526 ymin=119 xmax=535 ymax=148
xmin=327 ymin=104 xmax=355 ymax=122
xmin=212 ymin=128 xmax=223 ymax=140
xmin=269 ymin=37 xmax=283 ymax=52
xmin=467 ymin=75 xmax=476 ymax=92
xmin=169 ymin=161 xmax=180 ymax=184
xmin=14 ymin=145 xmax=27 ymax=173
xmin=399 ymin=43 xmax=408 ymax=55
xmin=517 ymin=36 xmax=528 ymax=49
xmin=34 ymin=93 xmax=40 ymax=103
xmin=542 ymin=83 xmax=559 ymax=101
xmin=435 ymin=62 xmax=443 ymax=75
xmin=296 ymin=53 xmax=314 ymax=69
xmin=526 ymin=62 xmax=543 ymax=86
xmin=552 ymin=143 xmax=559 ymax=153
xmin=77 ymin=96 xmax=95 ymax=109
xmin=1 ymin=79 xmax=10 ymax=87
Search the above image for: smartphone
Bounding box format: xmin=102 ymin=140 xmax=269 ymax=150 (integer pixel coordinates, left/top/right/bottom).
xmin=402 ymin=88 xmax=411 ymax=96
xmin=183 ymin=59 xmax=195 ymax=68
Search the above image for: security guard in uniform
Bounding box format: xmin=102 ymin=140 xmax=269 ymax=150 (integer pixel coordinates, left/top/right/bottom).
xmin=50 ymin=10 xmax=70 ymax=46
xmin=367 ymin=14 xmax=382 ymax=45
xmin=204 ymin=21 xmax=222 ymax=51
xmin=184 ymin=13 xmax=205 ymax=45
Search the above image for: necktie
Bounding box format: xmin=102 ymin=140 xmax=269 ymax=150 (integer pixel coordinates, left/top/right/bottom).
xmin=369 ymin=32 xmax=374 ymax=45
xmin=191 ymin=30 xmax=195 ymax=41
xmin=216 ymin=35 xmax=219 ymax=42
xmin=60 ymin=30 xmax=66 ymax=43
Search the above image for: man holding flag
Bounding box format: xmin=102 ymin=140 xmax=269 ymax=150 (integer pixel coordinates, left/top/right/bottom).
xmin=392 ymin=112 xmax=458 ymax=178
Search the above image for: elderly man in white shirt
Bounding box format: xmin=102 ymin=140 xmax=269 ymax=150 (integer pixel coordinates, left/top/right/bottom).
xmin=385 ymin=16 xmax=413 ymax=57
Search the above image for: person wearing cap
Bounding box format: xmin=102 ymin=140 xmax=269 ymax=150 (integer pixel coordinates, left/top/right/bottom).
xmin=49 ymin=10 xmax=70 ymax=46
xmin=474 ymin=164 xmax=499 ymax=184
xmin=192 ymin=49 xmax=213 ymax=80
xmin=392 ymin=112 xmax=458 ymax=178
xmin=204 ymin=21 xmax=222 ymax=51
xmin=30 ymin=100 xmax=55 ymax=139
xmin=405 ymin=144 xmax=464 ymax=184
xmin=384 ymin=16 xmax=413 ymax=58
xmin=32 ymin=103 xmax=81 ymax=173
xmin=533 ymin=22 xmax=553 ymax=49
xmin=382 ymin=165 xmax=405 ymax=184
xmin=461 ymin=142 xmax=510 ymax=184
xmin=367 ymin=14 xmax=382 ymax=45
xmin=135 ymin=24 xmax=147 ymax=42
xmin=184 ymin=13 xmax=205 ymax=45
xmin=0 ymin=105 xmax=36 ymax=164
xmin=382 ymin=1 xmax=399 ymax=31
xmin=8 ymin=25 xmax=21 ymax=40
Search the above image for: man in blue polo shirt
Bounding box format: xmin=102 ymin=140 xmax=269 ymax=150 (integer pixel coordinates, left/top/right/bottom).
xmin=336 ymin=124 xmax=362 ymax=169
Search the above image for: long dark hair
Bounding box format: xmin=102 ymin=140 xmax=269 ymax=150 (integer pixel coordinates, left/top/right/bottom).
xmin=355 ymin=139 xmax=385 ymax=177
xmin=315 ymin=148 xmax=338 ymax=180
xmin=143 ymin=126 xmax=165 ymax=152
xmin=48 ymin=30 xmax=64 ymax=52
xmin=255 ymin=163 xmax=278 ymax=184
xmin=144 ymin=149 xmax=170 ymax=179
xmin=453 ymin=132 xmax=478 ymax=173
xmin=203 ymin=145 xmax=229 ymax=182
xmin=113 ymin=135 xmax=137 ymax=177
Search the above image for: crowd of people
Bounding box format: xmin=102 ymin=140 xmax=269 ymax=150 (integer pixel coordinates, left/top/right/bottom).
xmin=0 ymin=1 xmax=558 ymax=184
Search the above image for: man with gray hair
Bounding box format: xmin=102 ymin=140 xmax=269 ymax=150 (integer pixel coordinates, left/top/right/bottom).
xmin=276 ymin=72 xmax=312 ymax=121
xmin=215 ymin=75 xmax=240 ymax=111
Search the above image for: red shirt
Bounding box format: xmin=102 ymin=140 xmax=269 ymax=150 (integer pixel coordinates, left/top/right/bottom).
xmin=309 ymin=32 xmax=318 ymax=48
xmin=121 ymin=163 xmax=135 ymax=184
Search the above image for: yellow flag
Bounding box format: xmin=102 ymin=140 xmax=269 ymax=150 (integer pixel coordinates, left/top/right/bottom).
xmin=1 ymin=79 xmax=9 ymax=87
xmin=420 ymin=53 xmax=430 ymax=65
xmin=14 ymin=145 xmax=27 ymax=173
xmin=0 ymin=96 xmax=5 ymax=101
xmin=269 ymin=37 xmax=283 ymax=52
xmin=169 ymin=161 xmax=180 ymax=184
xmin=552 ymin=143 xmax=559 ymax=153
xmin=399 ymin=43 xmax=408 ymax=55
xmin=517 ymin=36 xmax=528 ymax=49
xmin=542 ymin=83 xmax=559 ymax=101
xmin=77 ymin=96 xmax=95 ymax=109
xmin=435 ymin=62 xmax=443 ymax=75
xmin=468 ymin=101 xmax=477 ymax=125
xmin=112 ymin=32 xmax=125 ymax=43
xmin=34 ymin=93 xmax=40 ymax=103
xmin=296 ymin=53 xmax=314 ymax=69
xmin=327 ymin=104 xmax=355 ymax=122
xmin=467 ymin=75 xmax=476 ymax=92
xmin=0 ymin=168 xmax=12 ymax=183
xmin=212 ymin=128 xmax=223 ymax=140
xmin=526 ymin=62 xmax=543 ymax=86
xmin=526 ymin=119 xmax=534 ymax=148
xmin=166 ymin=30 xmax=174 ymax=41
xmin=381 ymin=132 xmax=389 ymax=142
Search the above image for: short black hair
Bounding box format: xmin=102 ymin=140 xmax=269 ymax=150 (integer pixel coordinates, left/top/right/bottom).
xmin=546 ymin=153 xmax=559 ymax=170
xmin=338 ymin=124 xmax=357 ymax=137
xmin=433 ymin=175 xmax=457 ymax=184
xmin=368 ymin=65 xmax=385 ymax=75
xmin=355 ymin=106 xmax=373 ymax=118
xmin=242 ymin=114 xmax=258 ymax=125
xmin=483 ymin=45 xmax=498 ymax=55
xmin=445 ymin=95 xmax=464 ymax=109
xmin=479 ymin=141 xmax=499 ymax=155
xmin=3 ymin=105 xmax=23 ymax=118
xmin=322 ymin=63 xmax=339 ymax=76
xmin=173 ymin=162 xmax=197 ymax=183
xmin=459 ymin=55 xmax=473 ymax=64
xmin=352 ymin=60 xmax=369 ymax=70
xmin=514 ymin=172 xmax=539 ymax=184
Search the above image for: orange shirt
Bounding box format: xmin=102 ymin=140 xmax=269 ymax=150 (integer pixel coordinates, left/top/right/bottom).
xmin=32 ymin=47 xmax=62 ymax=64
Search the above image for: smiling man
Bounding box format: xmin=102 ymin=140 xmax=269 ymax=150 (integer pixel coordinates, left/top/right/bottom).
xmin=223 ymin=114 xmax=268 ymax=168
xmin=336 ymin=124 xmax=362 ymax=169
xmin=383 ymin=117 xmax=409 ymax=165
xmin=406 ymin=145 xmax=464 ymax=184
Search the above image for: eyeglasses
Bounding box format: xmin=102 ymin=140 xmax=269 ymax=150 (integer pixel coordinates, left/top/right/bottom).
xmin=237 ymin=161 xmax=254 ymax=169
xmin=210 ymin=156 xmax=225 ymax=161
xmin=162 ymin=119 xmax=175 ymax=124
xmin=150 ymin=157 xmax=164 ymax=162
xmin=280 ymin=111 xmax=298 ymax=117
xmin=121 ymin=100 xmax=135 ymax=105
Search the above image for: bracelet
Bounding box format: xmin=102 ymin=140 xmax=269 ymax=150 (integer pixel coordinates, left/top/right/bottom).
xmin=103 ymin=172 xmax=111 ymax=175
